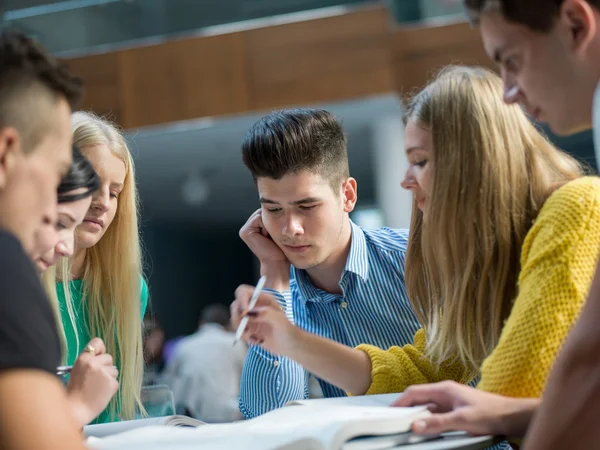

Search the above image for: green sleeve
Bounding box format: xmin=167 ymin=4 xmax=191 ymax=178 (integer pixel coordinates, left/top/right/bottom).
xmin=140 ymin=277 xmax=149 ymax=317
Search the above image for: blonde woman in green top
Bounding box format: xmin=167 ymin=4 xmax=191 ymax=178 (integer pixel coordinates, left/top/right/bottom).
xmin=43 ymin=111 xmax=147 ymax=424
xmin=32 ymin=144 xmax=121 ymax=427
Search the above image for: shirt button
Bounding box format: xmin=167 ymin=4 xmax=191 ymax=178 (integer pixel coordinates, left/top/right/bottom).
xmin=340 ymin=302 xmax=348 ymax=309
xmin=273 ymin=361 xmax=280 ymax=367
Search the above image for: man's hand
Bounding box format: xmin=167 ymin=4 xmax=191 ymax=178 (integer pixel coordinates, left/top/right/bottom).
xmin=392 ymin=381 xmax=539 ymax=438
xmin=240 ymin=209 xmax=290 ymax=291
xmin=66 ymin=337 xmax=119 ymax=426
xmin=230 ymin=284 xmax=300 ymax=356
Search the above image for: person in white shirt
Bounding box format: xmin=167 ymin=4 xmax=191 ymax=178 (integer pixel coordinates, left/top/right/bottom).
xmin=162 ymin=304 xmax=247 ymax=423
xmin=389 ymin=1 xmax=600 ymax=448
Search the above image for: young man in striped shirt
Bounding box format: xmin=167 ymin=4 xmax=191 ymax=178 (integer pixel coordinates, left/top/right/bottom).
xmin=232 ymin=108 xmax=421 ymax=419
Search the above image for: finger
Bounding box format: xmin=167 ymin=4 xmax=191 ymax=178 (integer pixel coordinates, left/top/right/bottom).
xmin=240 ymin=210 xmax=263 ymax=237
xmin=93 ymin=353 xmax=114 ymax=367
xmin=230 ymin=301 xmax=242 ymax=328
xmin=392 ymin=382 xmax=458 ymax=411
xmin=243 ymin=321 xmax=269 ymax=343
xmin=103 ymin=366 xmax=119 ymax=379
xmin=234 ymin=285 xmax=255 ymax=309
xmin=257 ymin=215 xmax=270 ymax=238
xmin=231 ymin=285 xmax=255 ymax=325
xmin=411 ymin=410 xmax=473 ymax=436
xmin=247 ymin=293 xmax=282 ymax=311
xmin=246 ymin=306 xmax=286 ymax=325
xmin=85 ymin=337 xmax=106 ymax=355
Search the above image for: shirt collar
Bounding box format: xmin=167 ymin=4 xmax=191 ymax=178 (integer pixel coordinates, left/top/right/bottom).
xmin=293 ymin=220 xmax=370 ymax=303
xmin=345 ymin=221 xmax=370 ymax=282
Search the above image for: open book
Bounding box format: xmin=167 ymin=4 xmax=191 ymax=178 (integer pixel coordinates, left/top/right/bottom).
xmin=84 ymin=394 xmax=402 ymax=439
xmin=84 ymin=415 xmax=205 ymax=439
xmin=287 ymin=393 xmax=402 ymax=408
xmin=87 ymin=402 xmax=431 ymax=450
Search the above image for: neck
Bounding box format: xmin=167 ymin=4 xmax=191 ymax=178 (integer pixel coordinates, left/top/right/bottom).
xmin=305 ymin=218 xmax=352 ymax=294
xmin=71 ymin=247 xmax=87 ymax=280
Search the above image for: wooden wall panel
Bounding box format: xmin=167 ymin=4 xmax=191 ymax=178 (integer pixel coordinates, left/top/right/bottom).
xmin=391 ymin=21 xmax=496 ymax=94
xmin=117 ymin=32 xmax=250 ymax=129
xmin=64 ymin=52 xmax=123 ymax=124
xmin=62 ymin=10 xmax=499 ymax=130
xmin=243 ymin=6 xmax=395 ymax=110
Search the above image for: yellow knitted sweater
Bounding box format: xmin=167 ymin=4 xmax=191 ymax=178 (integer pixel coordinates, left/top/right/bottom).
xmin=360 ymin=177 xmax=600 ymax=398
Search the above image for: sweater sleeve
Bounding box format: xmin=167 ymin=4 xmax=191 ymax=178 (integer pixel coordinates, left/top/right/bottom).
xmin=357 ymin=329 xmax=476 ymax=395
xmin=477 ymin=177 xmax=600 ymax=397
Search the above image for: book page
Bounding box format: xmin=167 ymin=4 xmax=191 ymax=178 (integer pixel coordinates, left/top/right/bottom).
xmin=287 ymin=393 xmax=401 ymax=408
xmin=84 ymin=415 xmax=205 ymax=439
xmin=88 ymin=404 xmax=428 ymax=450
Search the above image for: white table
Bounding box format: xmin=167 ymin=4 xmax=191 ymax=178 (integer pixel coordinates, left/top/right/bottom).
xmin=396 ymin=433 xmax=497 ymax=449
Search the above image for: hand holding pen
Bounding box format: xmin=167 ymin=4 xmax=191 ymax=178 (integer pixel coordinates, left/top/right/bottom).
xmin=63 ymin=338 xmax=119 ymax=426
xmin=230 ymin=278 xmax=300 ymax=356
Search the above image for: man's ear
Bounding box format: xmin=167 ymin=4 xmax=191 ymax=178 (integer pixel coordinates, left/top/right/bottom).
xmin=561 ymin=0 xmax=597 ymax=54
xmin=341 ymin=177 xmax=358 ymax=213
xmin=0 ymin=127 xmax=20 ymax=190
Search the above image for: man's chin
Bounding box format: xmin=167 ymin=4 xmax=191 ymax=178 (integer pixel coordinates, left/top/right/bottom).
xmin=287 ymin=256 xmax=321 ymax=271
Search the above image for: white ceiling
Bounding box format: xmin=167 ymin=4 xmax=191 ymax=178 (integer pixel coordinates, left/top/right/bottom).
xmin=130 ymin=94 xmax=405 ymax=227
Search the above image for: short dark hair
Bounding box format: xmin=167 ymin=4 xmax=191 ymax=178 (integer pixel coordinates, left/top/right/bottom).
xmin=200 ymin=304 xmax=231 ymax=328
xmin=241 ymin=109 xmax=349 ymax=191
xmin=0 ymin=30 xmax=83 ymax=152
xmin=465 ymin=0 xmax=600 ymax=32
xmin=57 ymin=145 xmax=101 ymax=203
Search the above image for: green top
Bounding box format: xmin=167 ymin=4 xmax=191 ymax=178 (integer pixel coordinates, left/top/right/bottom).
xmin=56 ymin=277 xmax=148 ymax=424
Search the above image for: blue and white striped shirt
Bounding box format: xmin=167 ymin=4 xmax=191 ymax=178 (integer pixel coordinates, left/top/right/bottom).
xmin=239 ymin=221 xmax=422 ymax=419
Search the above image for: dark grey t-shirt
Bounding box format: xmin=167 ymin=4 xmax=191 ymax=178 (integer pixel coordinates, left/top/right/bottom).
xmin=0 ymin=229 xmax=60 ymax=373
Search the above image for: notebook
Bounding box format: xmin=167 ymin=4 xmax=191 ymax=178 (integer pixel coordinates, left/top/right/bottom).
xmin=87 ymin=403 xmax=432 ymax=450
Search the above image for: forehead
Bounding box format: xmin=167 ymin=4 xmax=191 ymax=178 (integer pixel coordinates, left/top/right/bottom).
xmin=404 ymin=121 xmax=432 ymax=149
xmin=257 ymin=171 xmax=332 ymax=200
xmin=81 ymin=144 xmax=126 ymax=182
xmin=479 ymin=11 xmax=537 ymax=58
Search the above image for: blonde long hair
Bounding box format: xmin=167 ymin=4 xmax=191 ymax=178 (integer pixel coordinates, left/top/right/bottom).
xmin=43 ymin=111 xmax=146 ymax=420
xmin=404 ymin=66 xmax=583 ymax=373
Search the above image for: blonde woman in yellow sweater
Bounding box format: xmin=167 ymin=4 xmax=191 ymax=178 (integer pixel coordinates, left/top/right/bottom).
xmin=231 ymin=66 xmax=600 ymax=420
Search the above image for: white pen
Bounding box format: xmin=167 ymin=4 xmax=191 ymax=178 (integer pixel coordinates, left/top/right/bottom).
xmin=233 ymin=275 xmax=267 ymax=346
xmin=56 ymin=365 xmax=117 ymax=376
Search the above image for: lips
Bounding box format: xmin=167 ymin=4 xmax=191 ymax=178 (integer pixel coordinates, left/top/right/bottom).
xmin=84 ymin=217 xmax=104 ymax=227
xmin=284 ymin=245 xmax=310 ymax=253
xmin=83 ymin=217 xmax=104 ymax=230
xmin=37 ymin=259 xmax=50 ymax=271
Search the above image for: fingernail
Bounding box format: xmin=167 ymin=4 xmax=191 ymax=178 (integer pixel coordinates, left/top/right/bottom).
xmin=413 ymin=420 xmax=427 ymax=433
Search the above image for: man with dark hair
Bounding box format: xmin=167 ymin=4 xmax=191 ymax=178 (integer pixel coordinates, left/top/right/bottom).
xmin=0 ymin=30 xmax=87 ymax=449
xmin=463 ymin=0 xmax=600 ymax=137
xmin=388 ymin=2 xmax=600 ymax=448
xmin=162 ymin=304 xmax=247 ymax=422
xmin=231 ymin=108 xmax=421 ymax=418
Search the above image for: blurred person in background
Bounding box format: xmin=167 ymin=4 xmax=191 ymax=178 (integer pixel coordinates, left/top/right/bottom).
xmin=162 ymin=304 xmax=247 ymax=422
xmin=143 ymin=314 xmax=166 ymax=386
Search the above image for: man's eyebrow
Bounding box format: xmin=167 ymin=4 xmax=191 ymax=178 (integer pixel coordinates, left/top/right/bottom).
xmin=259 ymin=197 xmax=322 ymax=205
xmin=290 ymin=197 xmax=321 ymax=206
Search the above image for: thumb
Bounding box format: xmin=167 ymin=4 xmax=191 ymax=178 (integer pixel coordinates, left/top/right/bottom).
xmin=412 ymin=410 xmax=469 ymax=435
